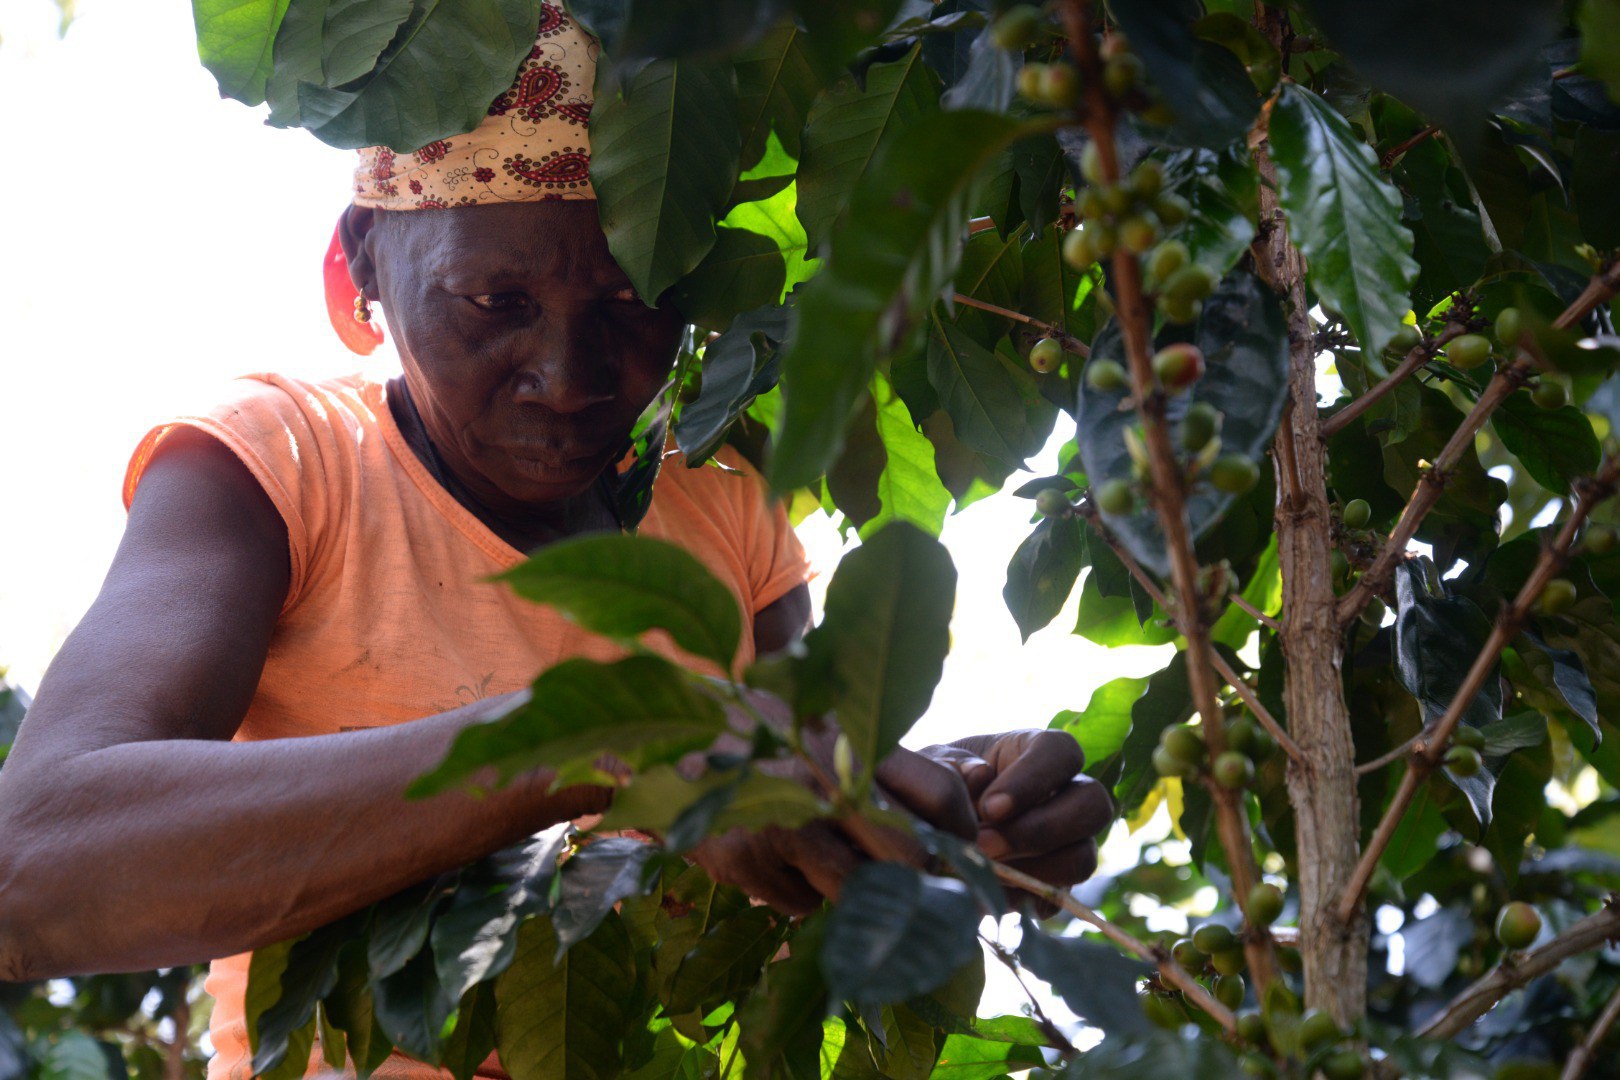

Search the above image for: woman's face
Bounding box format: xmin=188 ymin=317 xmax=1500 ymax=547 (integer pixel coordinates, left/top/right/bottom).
xmin=361 ymin=200 xmax=685 ymax=510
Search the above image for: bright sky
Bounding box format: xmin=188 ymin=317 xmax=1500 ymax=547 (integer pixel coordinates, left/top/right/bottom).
xmin=0 ymin=0 xmax=1179 ymax=1036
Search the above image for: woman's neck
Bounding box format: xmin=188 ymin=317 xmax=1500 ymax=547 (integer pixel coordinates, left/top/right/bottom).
xmin=385 ymin=375 xmax=620 ymax=552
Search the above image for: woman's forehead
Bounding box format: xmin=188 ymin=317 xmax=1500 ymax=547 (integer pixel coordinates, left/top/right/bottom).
xmin=387 ymin=202 xmax=625 ymax=284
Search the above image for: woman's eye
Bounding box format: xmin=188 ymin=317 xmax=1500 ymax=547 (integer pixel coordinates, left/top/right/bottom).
xmin=469 ymin=293 xmax=529 ymax=311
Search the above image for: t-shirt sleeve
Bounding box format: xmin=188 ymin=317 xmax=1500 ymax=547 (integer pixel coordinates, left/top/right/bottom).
xmin=121 ymin=374 xmax=344 ymax=611
xmin=712 ymin=447 xmax=812 ymax=613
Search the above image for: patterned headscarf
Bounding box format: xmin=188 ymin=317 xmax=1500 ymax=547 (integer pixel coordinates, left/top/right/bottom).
xmin=352 ymin=3 xmax=597 ymax=208
xmin=330 ymin=2 xmax=598 ymax=353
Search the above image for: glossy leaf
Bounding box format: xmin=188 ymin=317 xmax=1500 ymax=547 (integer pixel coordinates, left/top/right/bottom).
xmin=440 ymin=983 xmax=498 ymax=1080
xmin=370 ymin=875 xmax=458 ymax=981
xmin=820 ymin=863 xmax=980 ymax=1006
xmin=598 ymin=764 xmax=827 ymax=840
xmin=938 ymin=26 xmax=1015 ymax=113
xmin=286 ymin=0 xmax=541 ymax=151
xmin=569 ymin=0 xmax=786 ymax=73
xmin=495 ymin=914 xmax=637 ymax=1080
xmin=193 ymin=0 xmax=291 ymax=105
xmin=1003 ymin=515 xmax=1088 ymax=642
xmin=1077 ymin=270 xmax=1289 ymax=577
xmin=1270 ymin=84 xmax=1419 ymax=359
xmin=1050 ymin=675 xmax=1146 ymax=780
xmin=550 ymin=838 xmax=661 ymax=955
xmin=262 ymin=0 xmax=413 ymax=126
xmin=408 ymin=656 xmax=728 ymax=796
xmin=1518 ymin=626 xmax=1602 ymax=742
xmin=243 ymin=938 xmax=301 ymax=1080
xmin=1015 ymin=919 xmax=1153 ymax=1037
xmin=737 ymin=910 xmax=828 ymax=1078
xmin=1109 ymin=0 xmax=1260 ymax=149
xmin=500 ymin=533 xmax=743 ymax=671
xmin=926 ymin=316 xmax=1042 ymax=467
xmin=252 ymin=918 xmax=354 ymax=1077
xmin=1490 ymin=392 xmax=1601 ymax=495
xmin=808 ymin=522 xmax=956 ymax=775
xmin=675 ymin=303 xmax=790 ymax=463
xmin=869 ymin=377 xmax=954 ymax=537
xmin=1161 ymin=146 xmax=1260 ymax=276
xmin=666 ymin=908 xmax=784 ymax=1015
xmin=734 ymin=22 xmax=821 ymax=168
xmin=371 ymin=950 xmax=455 ymax=1062
xmin=322 ymin=945 xmax=393 ymax=1079
xmin=592 ymin=59 xmax=742 ymax=303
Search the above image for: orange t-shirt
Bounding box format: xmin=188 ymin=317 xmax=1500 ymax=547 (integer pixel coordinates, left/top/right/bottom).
xmin=121 ymin=373 xmax=810 ymax=1080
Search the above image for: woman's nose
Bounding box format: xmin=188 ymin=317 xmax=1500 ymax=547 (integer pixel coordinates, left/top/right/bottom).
xmin=510 ymin=313 xmax=617 ymax=413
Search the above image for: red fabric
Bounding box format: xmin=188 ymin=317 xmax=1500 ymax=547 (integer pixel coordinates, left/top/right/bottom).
xmin=323 ymin=221 xmax=383 ymax=356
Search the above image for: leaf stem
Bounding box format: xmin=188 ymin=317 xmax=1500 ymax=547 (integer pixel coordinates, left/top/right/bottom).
xmin=1230 ymin=592 xmax=1280 ymax=632
xmin=1561 ymin=977 xmax=1620 ymax=1080
xmin=949 ymin=293 xmax=1090 ymax=356
xmin=1417 ymin=897 xmax=1620 ymax=1040
xmin=979 ymin=933 xmax=1078 ymax=1056
xmin=1377 ymin=127 xmax=1438 ymax=170
xmin=1336 ymin=458 xmax=1620 ymax=921
xmin=1319 ymin=324 xmax=1466 ymax=440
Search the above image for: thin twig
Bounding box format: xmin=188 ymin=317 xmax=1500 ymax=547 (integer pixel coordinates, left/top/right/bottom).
xmin=1061 ymin=0 xmax=1277 ymax=991
xmin=1337 ymin=461 xmax=1620 ymax=920
xmin=1561 ymin=979 xmax=1620 ymax=1080
xmin=1354 ymin=733 xmax=1419 ymax=777
xmin=951 ymin=292 xmax=1090 ymax=357
xmin=1230 ymin=592 xmax=1280 ymax=632
xmin=1419 ymin=898 xmax=1620 ymax=1040
xmin=980 ymin=933 xmax=1078 ymax=1056
xmin=1379 ymin=127 xmax=1439 ymax=170
xmin=1076 ymin=502 xmax=1306 ymax=767
xmin=1320 ymin=324 xmax=1466 ymax=440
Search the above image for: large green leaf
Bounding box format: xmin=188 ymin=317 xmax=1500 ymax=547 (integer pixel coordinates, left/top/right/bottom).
xmin=1077 ymin=270 xmax=1289 ymax=577
xmin=772 ymin=109 xmax=1032 ymax=489
xmin=322 ymin=945 xmax=394 ymax=1079
xmin=371 ymin=950 xmax=456 ymax=1062
xmin=1050 ymin=675 xmax=1146 ymax=780
xmin=1015 ymin=919 xmax=1154 ymax=1038
xmin=926 ymin=316 xmax=1042 ymax=468
xmin=674 ymin=303 xmax=791 ymax=464
xmin=263 ymin=0 xmax=413 ymax=126
xmin=369 ymin=875 xmax=457 ymax=980
xmin=674 ymin=182 xmax=818 ymax=330
xmin=284 ymin=0 xmax=541 ymax=151
xmin=1113 ymin=653 xmax=1195 ymax=815
xmin=568 ymin=0 xmax=786 ymax=73
xmin=1003 ymin=516 xmax=1088 ymax=642
xmin=737 ymin=911 xmax=829 ymax=1076
xmin=1572 ymin=125 xmax=1620 ymax=249
xmin=1270 ymin=84 xmax=1419 ymax=359
xmin=592 ymin=59 xmax=742 ymax=302
xmin=495 ymin=914 xmax=636 ymax=1080
xmin=598 ymin=764 xmax=826 ymax=839
xmin=550 ymin=838 xmax=661 ymax=954
xmin=796 ymin=45 xmax=941 ymax=253
xmin=243 ymin=938 xmax=306 ymax=1080
xmin=789 ymin=0 xmax=906 ymax=84
xmin=1108 ymin=0 xmax=1260 ymax=149
xmin=193 ymin=0 xmax=292 ymax=105
xmin=808 ymin=522 xmax=956 ymax=775
xmin=252 ymin=919 xmax=356 ymax=1077
xmin=734 ymin=22 xmax=822 ymax=168
xmin=1580 ymin=0 xmax=1620 ymax=105
xmin=819 ymin=863 xmax=979 ymax=1006
xmin=409 ymin=656 xmax=728 ymax=796
xmin=37 ymin=1033 xmax=113 ymax=1080
xmin=440 ymin=983 xmax=498 ymax=1080
xmin=868 ymin=379 xmax=953 ymax=537
xmin=665 ymin=907 xmax=785 ymax=1014
xmin=1491 ymin=393 xmax=1602 ymax=495
xmin=1160 ymin=146 xmax=1259 ymax=277
xmin=500 ymin=533 xmax=742 ymax=671
xmin=930 ymin=1032 xmax=1044 ymax=1079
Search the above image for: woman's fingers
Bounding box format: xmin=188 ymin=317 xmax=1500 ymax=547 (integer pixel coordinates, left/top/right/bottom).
xmin=977 ymin=778 xmax=1114 ymax=860
xmin=975 ymin=730 xmax=1086 ymax=825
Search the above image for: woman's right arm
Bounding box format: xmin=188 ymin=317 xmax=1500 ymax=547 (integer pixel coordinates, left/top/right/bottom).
xmin=0 ymin=429 xmax=608 ymax=980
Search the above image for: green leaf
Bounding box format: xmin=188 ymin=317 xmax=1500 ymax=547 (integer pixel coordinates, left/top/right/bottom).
xmin=1490 ymin=392 xmax=1601 ymax=495
xmin=1161 ymin=146 xmax=1260 ymax=277
xmin=796 ymin=47 xmax=940 ymax=253
xmin=1050 ymin=675 xmax=1145 ymax=779
xmin=38 ymin=1032 xmax=113 ymax=1080
xmin=1015 ymin=918 xmax=1153 ymax=1037
xmin=370 ymin=875 xmax=457 ymax=981
xmin=869 ymin=1005 xmax=937 ymax=1080
xmin=1517 ymin=627 xmax=1602 ymax=742
xmin=1393 ymin=559 xmax=1502 ymax=823
xmin=430 ymin=825 xmax=571 ymax=1002
xmin=495 ymin=913 xmax=637 ymax=1080
xmin=1572 ymin=125 xmax=1620 ymax=249
xmin=1003 ymin=516 xmax=1088 ymax=642
xmin=192 ymin=0 xmax=291 ymax=105
xmin=322 ymin=945 xmax=393 ymax=1079
xmin=868 ymin=378 xmax=953 ymax=538
xmin=1108 ymin=1 xmax=1260 ymax=149
xmin=244 ymin=938 xmax=301 ymax=1078
xmin=772 ymin=109 xmax=1034 ymax=489
xmin=809 ymin=522 xmax=956 ymax=774
xmin=286 ymin=0 xmax=542 ymax=151
xmin=675 ymin=181 xmax=819 ymax=330
xmin=737 ymin=910 xmax=829 ymax=1078
xmin=675 ymin=303 xmax=791 ymax=463
xmin=734 ymin=22 xmax=822 ymax=169
xmin=1381 ymin=773 xmax=1447 ymax=881
xmin=926 ymin=316 xmax=1042 ymax=467
xmin=569 ymin=0 xmax=787 ymax=73
xmin=939 ymin=27 xmax=1016 ymax=114
xmin=409 ymin=656 xmax=728 ymax=797
xmin=253 ymin=918 xmax=356 ymax=1077
xmin=1580 ymin=0 xmax=1620 ymax=105
xmin=500 ymin=532 xmax=743 ymax=671
xmin=440 ymin=983 xmax=498 ymax=1080
xmin=371 ymin=950 xmax=455 ymax=1062
xmin=666 ymin=908 xmax=785 ymax=1015
xmin=262 ymin=0 xmax=413 ymax=126
xmin=598 ymin=765 xmax=827 ymax=839
xmin=1078 ymin=270 xmax=1289 ymax=577
xmin=1113 ymin=653 xmax=1195 ymax=815
xmin=1270 ymin=83 xmax=1419 ymax=358
xmin=550 ymin=838 xmax=661 ymax=955
xmin=819 ymin=863 xmax=980 ymax=1006
xmin=592 ymin=59 xmax=743 ymax=302
xmin=930 ymin=1032 xmax=1044 ymax=1079
xmin=789 ymin=0 xmax=905 ymax=84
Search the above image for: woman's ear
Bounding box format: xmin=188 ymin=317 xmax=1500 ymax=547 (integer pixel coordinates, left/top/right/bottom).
xmin=339 ymin=205 xmax=381 ymax=299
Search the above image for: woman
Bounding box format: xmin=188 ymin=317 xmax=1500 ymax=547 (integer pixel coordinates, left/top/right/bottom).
xmin=0 ymin=9 xmax=1110 ymax=1079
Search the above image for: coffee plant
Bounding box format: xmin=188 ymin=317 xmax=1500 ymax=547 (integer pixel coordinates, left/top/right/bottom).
xmin=35 ymin=0 xmax=1620 ymax=1076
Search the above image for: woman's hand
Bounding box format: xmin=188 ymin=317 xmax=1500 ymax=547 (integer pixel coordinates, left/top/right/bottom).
xmin=922 ymin=730 xmax=1113 ymax=909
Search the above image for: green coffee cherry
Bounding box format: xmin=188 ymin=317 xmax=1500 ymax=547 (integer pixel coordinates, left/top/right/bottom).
xmin=1104 ymin=52 xmax=1144 ymax=97
xmin=1192 ymin=923 xmax=1236 ymax=955
xmin=1130 ymin=159 xmax=1165 ymax=200
xmin=1446 ymin=333 xmax=1493 ymax=370
xmin=1214 ymin=973 xmax=1246 ymax=1010
xmin=1086 ymin=358 xmax=1129 ymax=392
xmin=1385 ymin=324 xmax=1422 ymax=355
xmin=1171 ymin=937 xmax=1207 ymax=971
xmin=1246 ymin=882 xmax=1285 ymax=926
xmin=1158 ymin=293 xmax=1202 ymax=325
xmin=1238 ymin=1051 xmax=1276 ymax=1078
xmin=1034 ymin=489 xmax=1071 ymax=518
xmin=1077 ymin=186 xmax=1107 ymax=220
xmin=1276 ymin=946 xmax=1303 ymax=974
xmin=1453 ymin=725 xmax=1486 ymax=752
xmin=1211 ymin=948 xmax=1246 ymax=976
xmin=1180 ymin=402 xmax=1220 ymax=451
xmin=1154 ymin=192 xmax=1191 ymax=226
xmin=1298 ymin=1009 xmax=1342 ymax=1053
xmin=1162 ymin=263 xmax=1217 ymax=303
xmin=1016 ymin=62 xmax=1046 ymax=100
xmin=1062 ymin=226 xmax=1098 ymax=270
xmin=1322 ymin=1051 xmax=1366 ymax=1080
xmin=1495 ymin=901 xmax=1542 ymax=950
xmin=1089 ymin=220 xmax=1119 ymax=258
xmin=1495 ymin=306 xmax=1523 ymax=348
xmin=1210 ymin=454 xmax=1260 ymax=494
xmin=1582 ymin=524 xmax=1618 ymax=555
xmin=1153 ymin=343 xmax=1205 ymax=392
xmin=990 ymin=4 xmax=1042 ymax=49
xmin=1120 ymin=213 xmax=1161 ymax=253
xmin=1539 ymin=577 xmax=1578 ymax=616
xmin=1029 ymin=337 xmax=1063 ymax=373
xmin=1360 ymin=596 xmax=1387 ymax=627
xmin=1226 ymin=715 xmax=1259 ymax=757
xmin=1162 ymin=724 xmax=1206 ymax=764
xmin=1533 ymin=380 xmax=1567 ymax=410
xmin=1038 ymin=62 xmax=1081 ymax=108
xmin=1153 ymin=746 xmax=1197 ymax=779
xmin=1141 ymin=991 xmax=1187 ymax=1030
xmin=1096 ymin=477 xmax=1137 ymax=515
xmin=1079 ymin=141 xmax=1104 ymax=185
xmin=1236 ymin=1010 xmax=1268 ymax=1046
xmin=1148 ymin=239 xmax=1189 ymax=283
xmin=1342 ymin=498 xmax=1372 ymax=529
xmin=1213 ymin=751 xmax=1255 ymax=789
xmin=1445 ymin=745 xmax=1483 ymax=777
